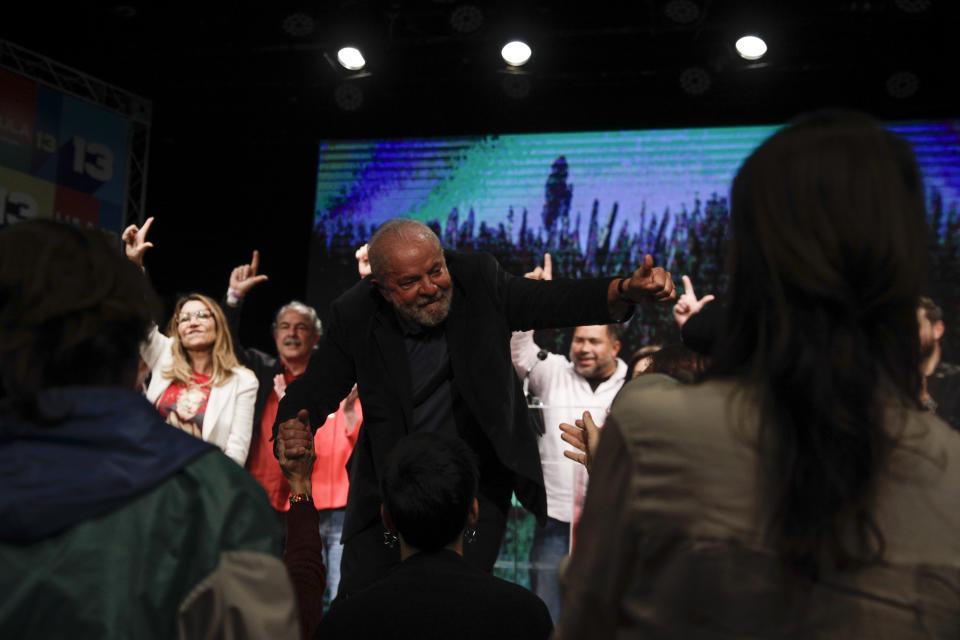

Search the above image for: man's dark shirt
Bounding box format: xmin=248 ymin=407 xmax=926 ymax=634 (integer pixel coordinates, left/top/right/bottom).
xmin=927 ymin=360 xmax=960 ymax=432
xmin=399 ymin=315 xmax=456 ymax=436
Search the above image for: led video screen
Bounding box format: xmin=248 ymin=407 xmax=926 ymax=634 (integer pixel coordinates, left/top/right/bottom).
xmin=309 ymin=119 xmax=960 ymax=356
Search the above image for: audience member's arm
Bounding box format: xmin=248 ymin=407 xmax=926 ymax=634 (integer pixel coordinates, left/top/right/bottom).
xmin=510 ymin=253 xmax=552 ymax=378
xmin=554 ymin=418 xmax=635 ymax=639
xmin=223 ymin=251 xmax=273 ymax=369
xmin=672 ymin=275 xmax=715 ymax=329
xmin=121 ymin=219 xmax=170 ymax=370
xmin=559 ymin=410 xmax=602 ymax=474
xmin=279 ymin=414 xmax=325 ymax=640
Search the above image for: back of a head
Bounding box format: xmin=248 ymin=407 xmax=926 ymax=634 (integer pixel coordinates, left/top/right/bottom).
xmin=0 ymin=221 xmax=156 ymax=407
xmin=646 ymin=344 xmax=706 ymax=384
xmin=711 ymin=110 xmax=928 ymax=574
xmin=719 ymin=110 xmax=926 ymax=374
xmin=380 ymin=432 xmax=479 ymax=552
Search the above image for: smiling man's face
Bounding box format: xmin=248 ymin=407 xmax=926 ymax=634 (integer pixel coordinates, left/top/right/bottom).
xmin=374 ymin=237 xmax=453 ymax=327
xmin=274 ymin=309 xmax=318 ymax=365
xmin=569 ymin=325 xmax=620 ymax=379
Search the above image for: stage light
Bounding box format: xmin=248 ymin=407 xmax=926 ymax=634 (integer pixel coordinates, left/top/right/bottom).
xmin=337 ymin=47 xmax=366 ymax=71
xmin=735 ymin=35 xmax=767 ymax=60
xmin=450 ymin=5 xmax=484 ymax=33
xmin=282 ymin=13 xmax=315 ymax=37
xmin=501 ymin=75 xmax=531 ymax=99
xmin=334 ymin=84 xmax=364 ymax=111
xmin=893 ymin=0 xmax=931 ymax=13
xmin=678 ymin=66 xmax=711 ymax=95
xmin=886 ymin=71 xmax=919 ymax=99
xmin=663 ymin=0 xmax=700 ymax=24
xmin=501 ymin=41 xmax=532 ymax=67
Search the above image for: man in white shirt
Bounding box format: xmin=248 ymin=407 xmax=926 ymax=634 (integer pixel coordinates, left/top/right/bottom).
xmin=510 ymin=254 xmax=628 ymax=623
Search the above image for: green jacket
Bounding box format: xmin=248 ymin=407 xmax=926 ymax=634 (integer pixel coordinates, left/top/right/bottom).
xmin=0 ymin=387 xmax=299 ymax=639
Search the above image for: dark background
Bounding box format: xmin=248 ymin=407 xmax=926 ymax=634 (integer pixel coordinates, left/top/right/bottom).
xmin=3 ymin=1 xmax=957 ymax=353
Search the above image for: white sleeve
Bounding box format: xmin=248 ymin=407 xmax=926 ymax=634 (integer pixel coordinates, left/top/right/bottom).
xmin=510 ymin=329 xmax=541 ymax=378
xmin=222 ymin=370 xmax=258 ymax=466
xmin=140 ymin=324 xmax=172 ymax=370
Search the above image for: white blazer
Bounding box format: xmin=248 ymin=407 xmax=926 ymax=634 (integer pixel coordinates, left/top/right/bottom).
xmin=141 ymin=325 xmax=257 ymax=465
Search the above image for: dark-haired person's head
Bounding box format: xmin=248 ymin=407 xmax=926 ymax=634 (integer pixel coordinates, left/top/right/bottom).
xmin=710 ymin=110 xmax=928 ymax=575
xmin=639 ymin=343 xmax=706 ymax=384
xmin=380 ymin=432 xmax=479 ymax=555
xmin=0 ymin=220 xmax=157 ymax=404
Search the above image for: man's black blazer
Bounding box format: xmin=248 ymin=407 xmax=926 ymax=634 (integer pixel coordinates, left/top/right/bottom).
xmin=277 ymin=250 xmax=618 ymax=542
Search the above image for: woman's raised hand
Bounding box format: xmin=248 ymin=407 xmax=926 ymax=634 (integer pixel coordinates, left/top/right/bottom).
xmin=121 ymin=216 xmax=154 ymax=268
xmin=229 ymin=250 xmax=269 ymax=298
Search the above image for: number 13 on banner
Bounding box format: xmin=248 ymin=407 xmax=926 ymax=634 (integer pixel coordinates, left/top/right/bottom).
xmin=71 ymin=136 xmax=113 ymax=182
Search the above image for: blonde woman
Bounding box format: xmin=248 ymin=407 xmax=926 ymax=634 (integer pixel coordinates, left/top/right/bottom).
xmin=123 ymin=218 xmax=257 ymax=465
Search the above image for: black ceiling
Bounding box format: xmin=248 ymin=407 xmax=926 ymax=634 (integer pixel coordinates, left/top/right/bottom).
xmin=4 ymin=1 xmax=958 ymax=141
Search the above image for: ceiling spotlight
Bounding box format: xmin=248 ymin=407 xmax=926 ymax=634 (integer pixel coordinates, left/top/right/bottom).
xmin=663 ymin=0 xmax=701 ymax=24
xmin=501 ymin=75 xmax=531 ymax=99
xmin=893 ymin=0 xmax=931 ymax=12
xmin=735 ymin=35 xmax=767 ymax=60
xmin=334 ymin=84 xmax=364 ymax=111
xmin=282 ymin=13 xmax=316 ymax=37
xmin=885 ymin=71 xmax=919 ymax=99
xmin=678 ymin=66 xmax=711 ymax=95
xmin=112 ymin=5 xmax=137 ymax=18
xmin=450 ymin=4 xmax=484 ymax=33
xmin=501 ymin=41 xmax=532 ymax=67
xmin=337 ymin=47 xmax=366 ymax=71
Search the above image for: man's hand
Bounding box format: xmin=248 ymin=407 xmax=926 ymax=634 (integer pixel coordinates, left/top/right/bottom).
xmin=621 ymin=254 xmax=676 ymax=303
xmin=121 ymin=216 xmax=154 ymax=268
xmin=356 ymin=244 xmax=371 ymax=277
xmin=673 ymin=275 xmax=715 ymax=328
xmin=228 ymin=250 xmax=269 ymax=302
xmin=277 ymin=409 xmax=313 ymax=459
xmin=559 ymin=410 xmax=602 ymax=474
xmin=524 ymin=253 xmax=553 ymax=281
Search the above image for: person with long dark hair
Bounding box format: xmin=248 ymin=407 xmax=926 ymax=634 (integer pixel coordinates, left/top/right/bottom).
xmin=556 ymin=111 xmax=960 ymax=637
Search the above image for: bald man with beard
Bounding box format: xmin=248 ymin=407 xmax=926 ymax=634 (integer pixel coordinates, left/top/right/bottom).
xmin=275 ymin=218 xmax=675 ymax=599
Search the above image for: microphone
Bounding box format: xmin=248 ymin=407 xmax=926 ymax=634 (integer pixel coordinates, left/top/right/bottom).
xmin=523 ymin=349 xmax=548 ymax=407
xmin=523 ymin=349 xmax=548 ymax=436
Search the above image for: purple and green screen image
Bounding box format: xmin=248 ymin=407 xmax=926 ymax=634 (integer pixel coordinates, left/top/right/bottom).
xmin=310 ymin=119 xmax=960 ymax=356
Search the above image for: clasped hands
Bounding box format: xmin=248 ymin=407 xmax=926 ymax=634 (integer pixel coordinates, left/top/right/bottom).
xmin=277 ymin=409 xmax=314 ymax=462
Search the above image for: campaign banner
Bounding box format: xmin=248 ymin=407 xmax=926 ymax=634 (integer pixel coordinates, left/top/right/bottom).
xmin=0 ymin=68 xmax=129 ymax=233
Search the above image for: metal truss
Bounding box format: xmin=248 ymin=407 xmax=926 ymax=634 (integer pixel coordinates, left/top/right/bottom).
xmin=0 ymin=38 xmax=152 ymax=227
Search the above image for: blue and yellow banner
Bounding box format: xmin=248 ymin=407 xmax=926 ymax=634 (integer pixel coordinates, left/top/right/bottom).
xmin=0 ymin=68 xmax=129 ymax=232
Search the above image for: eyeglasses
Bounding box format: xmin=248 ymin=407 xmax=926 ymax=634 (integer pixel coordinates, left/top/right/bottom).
xmin=177 ymin=310 xmax=214 ymax=323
